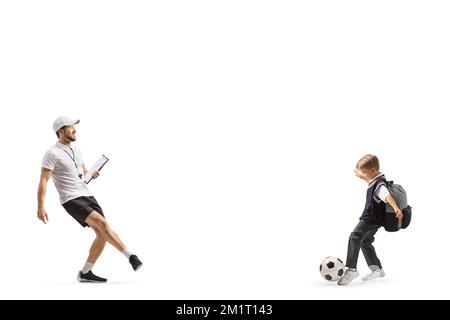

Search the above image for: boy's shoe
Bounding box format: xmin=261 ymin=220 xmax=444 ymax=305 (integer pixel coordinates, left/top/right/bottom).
xmin=77 ymin=270 xmax=107 ymax=283
xmin=362 ymin=269 xmax=385 ymax=281
xmin=129 ymin=255 xmax=143 ymax=271
xmin=337 ymin=269 xmax=359 ymax=286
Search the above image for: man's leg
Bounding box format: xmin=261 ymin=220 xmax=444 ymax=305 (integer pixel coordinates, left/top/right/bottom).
xmin=85 ymin=211 xmax=125 ymax=252
xmin=78 ymin=227 xmax=108 ymax=282
xmin=85 ymin=211 xmax=143 ymax=271
xmin=87 ymin=227 xmax=107 ymax=264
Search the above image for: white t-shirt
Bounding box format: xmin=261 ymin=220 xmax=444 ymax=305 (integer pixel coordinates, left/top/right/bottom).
xmin=368 ymin=173 xmax=390 ymax=203
xmin=42 ymin=142 xmax=92 ymax=204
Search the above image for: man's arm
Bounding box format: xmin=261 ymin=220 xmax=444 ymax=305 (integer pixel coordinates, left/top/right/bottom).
xmin=82 ymin=164 xmax=100 ymax=180
xmin=37 ymin=168 xmax=52 ymax=224
xmin=82 ymin=164 xmax=88 ymax=177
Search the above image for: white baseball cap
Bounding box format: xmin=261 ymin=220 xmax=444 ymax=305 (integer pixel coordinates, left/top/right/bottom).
xmin=53 ymin=116 xmax=80 ymax=133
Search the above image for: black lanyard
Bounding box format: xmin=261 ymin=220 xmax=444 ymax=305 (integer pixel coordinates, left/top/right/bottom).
xmin=60 ymin=147 xmax=83 ymax=179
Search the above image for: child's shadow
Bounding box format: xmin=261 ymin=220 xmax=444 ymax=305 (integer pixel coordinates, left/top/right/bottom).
xmin=315 ymin=278 xmax=388 ymax=288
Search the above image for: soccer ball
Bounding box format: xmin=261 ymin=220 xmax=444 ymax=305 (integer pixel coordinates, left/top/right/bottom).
xmin=319 ymin=256 xmax=345 ymax=282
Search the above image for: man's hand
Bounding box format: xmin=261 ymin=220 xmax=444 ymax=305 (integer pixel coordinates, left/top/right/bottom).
xmin=395 ymin=207 xmax=403 ymax=219
xmin=38 ymin=208 xmax=49 ymax=224
xmin=91 ymin=171 xmax=100 ymax=180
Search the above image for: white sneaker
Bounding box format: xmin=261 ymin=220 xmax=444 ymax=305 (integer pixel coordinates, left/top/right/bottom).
xmin=362 ymin=269 xmax=385 ymax=281
xmin=337 ymin=269 xmax=359 ymax=286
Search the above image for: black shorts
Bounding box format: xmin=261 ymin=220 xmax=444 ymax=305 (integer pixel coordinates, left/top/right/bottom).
xmin=62 ymin=196 xmax=105 ymax=228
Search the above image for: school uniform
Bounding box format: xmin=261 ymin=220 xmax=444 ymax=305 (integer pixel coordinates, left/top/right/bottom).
xmin=345 ymin=173 xmax=389 ymax=269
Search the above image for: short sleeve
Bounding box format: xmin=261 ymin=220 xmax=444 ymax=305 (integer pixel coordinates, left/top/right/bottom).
xmin=42 ymin=151 xmax=56 ymax=171
xmin=374 ymin=184 xmax=390 ymax=203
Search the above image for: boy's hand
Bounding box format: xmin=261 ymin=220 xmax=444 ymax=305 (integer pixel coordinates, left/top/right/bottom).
xmin=91 ymin=171 xmax=100 ymax=180
xmin=395 ymin=208 xmax=403 ymax=219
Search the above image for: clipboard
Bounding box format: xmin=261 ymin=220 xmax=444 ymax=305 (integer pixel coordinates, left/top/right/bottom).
xmin=84 ymin=155 xmax=109 ymax=184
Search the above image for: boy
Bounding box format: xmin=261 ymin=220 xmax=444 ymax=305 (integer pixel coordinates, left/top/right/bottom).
xmin=337 ymin=154 xmax=403 ymax=285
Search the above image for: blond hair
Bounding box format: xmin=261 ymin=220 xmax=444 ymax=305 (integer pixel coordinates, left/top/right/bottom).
xmin=357 ymin=154 xmax=380 ymax=171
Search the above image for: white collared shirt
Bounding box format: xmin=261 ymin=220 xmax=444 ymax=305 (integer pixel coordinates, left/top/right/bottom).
xmin=42 ymin=142 xmax=92 ymax=204
xmin=368 ymin=172 xmax=390 ymax=203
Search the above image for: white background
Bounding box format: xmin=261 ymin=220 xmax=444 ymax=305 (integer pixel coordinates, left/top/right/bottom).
xmin=0 ymin=1 xmax=449 ymax=300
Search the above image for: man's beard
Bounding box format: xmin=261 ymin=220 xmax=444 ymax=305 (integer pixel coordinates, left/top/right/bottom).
xmin=65 ymin=133 xmax=76 ymax=142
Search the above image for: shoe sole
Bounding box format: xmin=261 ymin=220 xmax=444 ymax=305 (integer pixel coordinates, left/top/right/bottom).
xmin=362 ymin=272 xmax=385 ymax=281
xmin=77 ymin=278 xmax=107 ymax=283
xmin=77 ymin=275 xmax=107 ymax=283
xmin=338 ymin=272 xmax=360 ymax=285
xmin=134 ymin=263 xmax=143 ymax=272
xmin=337 ymin=279 xmax=356 ymax=286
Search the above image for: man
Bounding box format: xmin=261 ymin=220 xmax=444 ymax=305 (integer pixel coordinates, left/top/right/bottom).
xmin=37 ymin=116 xmax=143 ymax=283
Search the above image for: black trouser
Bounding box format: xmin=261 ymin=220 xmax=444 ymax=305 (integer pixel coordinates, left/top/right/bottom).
xmin=345 ymin=221 xmax=382 ymax=269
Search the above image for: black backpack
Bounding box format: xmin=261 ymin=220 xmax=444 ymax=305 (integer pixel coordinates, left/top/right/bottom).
xmin=382 ymin=181 xmax=412 ymax=232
